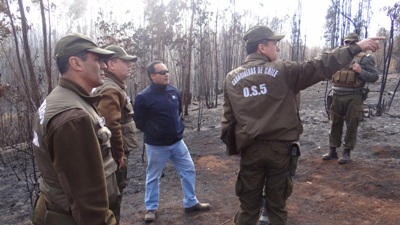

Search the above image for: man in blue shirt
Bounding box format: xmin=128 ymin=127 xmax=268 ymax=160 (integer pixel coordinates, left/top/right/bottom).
xmin=133 ymin=60 xmax=210 ymax=222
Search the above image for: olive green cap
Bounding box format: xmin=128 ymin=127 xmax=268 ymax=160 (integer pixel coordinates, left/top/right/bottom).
xmin=243 ymin=25 xmax=285 ymax=45
xmin=344 ymin=32 xmax=359 ymax=42
xmin=105 ymin=45 xmax=138 ymax=62
xmin=54 ymin=33 xmax=114 ymax=60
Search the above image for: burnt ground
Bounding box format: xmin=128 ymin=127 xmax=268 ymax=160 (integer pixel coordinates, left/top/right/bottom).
xmin=2 ymin=74 xmax=400 ymax=225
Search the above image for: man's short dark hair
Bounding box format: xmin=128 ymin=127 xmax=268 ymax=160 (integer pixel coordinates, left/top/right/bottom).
xmin=56 ymin=51 xmax=88 ymax=74
xmin=146 ymin=60 xmax=163 ymax=80
xmin=103 ymin=58 xmax=118 ymax=67
xmin=246 ymin=39 xmax=268 ymax=54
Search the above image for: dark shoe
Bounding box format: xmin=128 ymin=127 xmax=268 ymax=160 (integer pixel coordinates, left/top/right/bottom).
xmin=322 ymin=148 xmax=338 ymax=160
xmin=338 ymin=149 xmax=351 ymax=164
xmin=144 ymin=210 xmax=156 ymax=222
xmin=184 ymin=202 xmax=210 ymax=213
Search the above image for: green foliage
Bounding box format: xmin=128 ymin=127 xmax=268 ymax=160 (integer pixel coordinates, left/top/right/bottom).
xmin=323 ymin=0 xmax=374 ymax=47
xmin=323 ymin=5 xmax=339 ymax=48
xmin=385 ymin=2 xmax=400 ymax=30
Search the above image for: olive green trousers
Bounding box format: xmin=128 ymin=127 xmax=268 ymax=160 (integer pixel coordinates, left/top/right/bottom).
xmin=329 ymin=93 xmax=363 ymax=150
xmin=234 ymin=140 xmax=298 ymax=225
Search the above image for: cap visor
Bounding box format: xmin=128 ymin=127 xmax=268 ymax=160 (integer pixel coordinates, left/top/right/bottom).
xmin=87 ymin=48 xmax=115 ymax=59
xmin=120 ymin=55 xmax=138 ymax=62
xmin=271 ymin=34 xmax=285 ymax=40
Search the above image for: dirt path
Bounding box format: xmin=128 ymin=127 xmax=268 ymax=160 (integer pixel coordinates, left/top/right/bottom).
xmin=2 ymin=77 xmax=400 ymax=225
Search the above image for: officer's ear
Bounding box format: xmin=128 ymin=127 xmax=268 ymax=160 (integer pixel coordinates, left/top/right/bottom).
xmin=69 ymin=57 xmax=84 ymax=71
xmin=107 ymin=59 xmax=117 ymax=70
xmin=257 ymin=40 xmax=270 ymax=54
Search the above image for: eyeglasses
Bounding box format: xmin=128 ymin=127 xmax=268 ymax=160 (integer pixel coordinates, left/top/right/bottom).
xmin=344 ymin=41 xmax=354 ymax=45
xmin=154 ymin=70 xmax=169 ymax=75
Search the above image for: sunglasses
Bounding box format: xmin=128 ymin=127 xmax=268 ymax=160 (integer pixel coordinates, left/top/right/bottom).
xmin=154 ymin=70 xmax=169 ymax=75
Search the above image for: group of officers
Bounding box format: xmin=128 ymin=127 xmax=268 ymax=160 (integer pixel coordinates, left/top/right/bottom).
xmin=30 ymin=25 xmax=383 ymax=225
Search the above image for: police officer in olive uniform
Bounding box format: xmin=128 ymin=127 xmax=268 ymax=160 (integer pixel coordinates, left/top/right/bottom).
xmin=93 ymin=45 xmax=140 ymax=224
xmin=221 ymin=26 xmax=383 ymax=225
xmin=31 ymin=34 xmax=119 ymax=225
xmin=322 ymin=32 xmax=379 ymax=164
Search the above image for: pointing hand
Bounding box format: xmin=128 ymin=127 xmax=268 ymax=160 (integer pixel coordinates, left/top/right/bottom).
xmin=357 ymin=37 xmax=386 ymax=52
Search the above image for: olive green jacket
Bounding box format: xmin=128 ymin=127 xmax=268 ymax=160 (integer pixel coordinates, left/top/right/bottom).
xmin=332 ymin=51 xmax=379 ymax=94
xmin=32 ymin=78 xmax=118 ymax=225
xmin=93 ymin=72 xmax=139 ymax=161
xmin=221 ymin=44 xmax=362 ymax=153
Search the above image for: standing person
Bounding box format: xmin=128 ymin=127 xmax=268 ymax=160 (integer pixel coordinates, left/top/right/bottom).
xmin=93 ymin=45 xmax=140 ymax=223
xmin=259 ymin=92 xmax=301 ymax=225
xmin=322 ymin=32 xmax=379 ymax=164
xmin=133 ymin=60 xmax=210 ymax=222
xmin=220 ymin=25 xmax=383 ymax=225
xmin=31 ymin=33 xmax=119 ymax=225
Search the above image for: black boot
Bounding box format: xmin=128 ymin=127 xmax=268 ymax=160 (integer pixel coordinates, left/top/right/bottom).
xmin=338 ymin=149 xmax=351 ymax=164
xmin=322 ymin=147 xmax=338 ymax=160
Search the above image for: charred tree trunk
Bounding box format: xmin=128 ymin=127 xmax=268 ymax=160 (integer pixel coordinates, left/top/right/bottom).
xmin=4 ymin=0 xmax=30 ymax=102
xmin=39 ymin=0 xmax=52 ymax=94
xmin=377 ymin=19 xmax=395 ymax=115
xmin=18 ymin=0 xmax=41 ymax=109
xmin=182 ymin=1 xmax=196 ymax=116
xmin=214 ymin=12 xmax=219 ymax=107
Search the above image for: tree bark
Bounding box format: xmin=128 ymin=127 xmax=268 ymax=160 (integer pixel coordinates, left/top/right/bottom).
xmin=4 ymin=0 xmax=30 ymax=102
xmin=214 ymin=11 xmax=219 ymax=107
xmin=18 ymin=0 xmax=41 ymax=109
xmin=39 ymin=0 xmax=52 ymax=94
xmin=183 ymin=0 xmax=196 ymax=116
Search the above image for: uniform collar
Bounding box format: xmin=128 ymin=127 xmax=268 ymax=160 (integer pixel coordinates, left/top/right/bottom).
xmin=59 ymin=77 xmax=101 ymax=104
xmin=245 ymin=53 xmax=270 ymax=63
xmin=105 ymin=71 xmax=126 ymax=89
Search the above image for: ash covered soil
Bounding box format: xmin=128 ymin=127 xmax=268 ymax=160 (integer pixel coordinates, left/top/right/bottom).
xmin=2 ymin=75 xmax=400 ymax=225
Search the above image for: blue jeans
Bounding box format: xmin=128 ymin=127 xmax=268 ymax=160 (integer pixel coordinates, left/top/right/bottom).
xmin=145 ymin=139 xmax=199 ymax=210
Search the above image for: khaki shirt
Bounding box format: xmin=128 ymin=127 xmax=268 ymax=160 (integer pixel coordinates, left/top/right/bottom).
xmin=221 ymin=44 xmax=362 ymax=152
